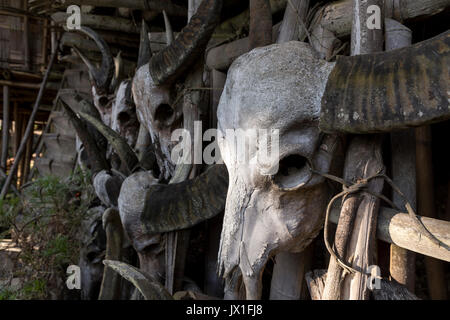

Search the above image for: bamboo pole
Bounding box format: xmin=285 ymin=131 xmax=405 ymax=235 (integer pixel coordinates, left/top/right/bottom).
xmin=415 ymin=127 xmax=448 ymax=299
xmin=386 ymin=18 xmax=416 ymax=293
xmin=1 ymin=86 xmax=10 ymax=172
xmin=0 ymin=40 xmax=59 ymax=199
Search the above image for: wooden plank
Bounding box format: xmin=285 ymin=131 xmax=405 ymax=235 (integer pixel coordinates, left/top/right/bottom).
xmin=386 ymin=18 xmax=416 ymax=293
xmin=415 ymin=127 xmax=448 ymax=299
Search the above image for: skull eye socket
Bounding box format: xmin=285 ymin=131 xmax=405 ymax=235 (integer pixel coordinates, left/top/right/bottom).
xmin=118 ymin=111 xmax=130 ymax=123
xmin=272 ymin=154 xmax=312 ymax=191
xmin=154 ymin=103 xmax=174 ymax=124
xmin=98 ymin=96 xmax=109 ymax=108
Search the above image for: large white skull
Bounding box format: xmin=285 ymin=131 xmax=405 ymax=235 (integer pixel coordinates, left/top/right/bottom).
xmin=217 ymin=41 xmax=339 ymax=299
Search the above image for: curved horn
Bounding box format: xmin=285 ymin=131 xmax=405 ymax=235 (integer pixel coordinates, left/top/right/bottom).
xmin=76 ymin=109 xmax=140 ymax=173
xmin=76 ymin=27 xmax=114 ymax=92
xmin=61 ymin=101 xmax=110 ymax=174
xmin=99 ymin=208 xmax=123 ymax=300
xmin=163 ymin=10 xmax=174 ymax=45
xmin=137 ymin=20 xmax=152 ymax=70
xmin=320 ymin=30 xmax=450 ymax=133
xmin=149 ymin=0 xmax=222 ymax=85
xmin=141 ymin=164 xmax=228 ymax=234
xmin=103 ymin=260 xmax=173 ymax=300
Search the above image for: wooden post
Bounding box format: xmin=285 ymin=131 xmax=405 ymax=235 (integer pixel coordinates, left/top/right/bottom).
xmin=0 ymin=41 xmax=59 ymax=199
xmin=323 ymin=0 xmax=385 ymax=300
xmin=276 ymin=0 xmax=310 ymax=44
xmin=415 ymin=127 xmax=448 ymax=299
xmin=249 ymin=0 xmax=273 ymax=49
xmin=1 ymin=86 xmax=10 ymax=172
xmin=386 ymin=18 xmax=416 ymax=293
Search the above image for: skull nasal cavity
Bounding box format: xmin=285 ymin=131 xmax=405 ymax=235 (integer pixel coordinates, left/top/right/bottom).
xmin=99 ymin=96 xmax=109 ymax=107
xmin=155 ymin=103 xmax=174 ymax=123
xmin=278 ymin=154 xmax=307 ymax=176
xmin=118 ymin=111 xmax=130 ymax=123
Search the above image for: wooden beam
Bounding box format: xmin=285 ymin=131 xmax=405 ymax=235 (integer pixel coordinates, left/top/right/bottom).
xmin=206 ymin=23 xmax=282 ymax=71
xmin=314 ymin=0 xmax=450 ymax=39
xmin=52 ymin=12 xmax=140 ymax=33
xmin=386 ymin=18 xmax=416 ymax=293
xmin=249 ymin=0 xmax=273 ymax=49
xmin=65 ymin=0 xmax=187 ymax=17
xmin=340 ymin=0 xmax=385 ymax=300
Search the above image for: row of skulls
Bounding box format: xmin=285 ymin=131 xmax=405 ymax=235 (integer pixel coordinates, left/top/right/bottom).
xmin=62 ymin=0 xmax=449 ymax=300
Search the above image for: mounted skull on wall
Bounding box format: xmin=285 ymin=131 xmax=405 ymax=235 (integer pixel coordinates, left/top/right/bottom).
xmin=217 ymin=31 xmax=449 ymax=299
xmin=132 ymin=0 xmax=222 ymax=180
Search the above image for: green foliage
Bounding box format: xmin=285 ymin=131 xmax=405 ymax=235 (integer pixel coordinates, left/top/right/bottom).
xmin=0 ymin=168 xmax=95 ymax=299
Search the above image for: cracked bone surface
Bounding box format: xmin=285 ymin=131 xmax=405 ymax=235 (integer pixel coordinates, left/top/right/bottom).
xmin=217 ymin=41 xmax=337 ymax=300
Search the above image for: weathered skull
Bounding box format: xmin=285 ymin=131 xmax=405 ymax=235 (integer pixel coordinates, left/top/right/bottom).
xmin=132 ymin=0 xmax=222 ymax=179
xmin=111 ymin=80 xmax=139 ymax=149
xmin=217 ymin=42 xmax=337 ymax=299
xmin=217 ymin=29 xmax=449 ymax=299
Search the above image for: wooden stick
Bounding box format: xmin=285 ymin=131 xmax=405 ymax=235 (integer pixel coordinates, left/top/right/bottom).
xmin=249 ymin=0 xmax=273 ymax=49
xmin=386 ymin=18 xmax=416 ymax=293
xmin=328 ymin=207 xmax=450 ymax=263
xmin=340 ymin=0 xmax=385 ymax=300
xmin=0 ymin=40 xmax=59 ymax=199
xmin=415 ymin=127 xmax=448 ymax=299
xmin=277 ymin=0 xmax=310 ymax=43
xmin=1 ymin=85 xmax=10 ymax=171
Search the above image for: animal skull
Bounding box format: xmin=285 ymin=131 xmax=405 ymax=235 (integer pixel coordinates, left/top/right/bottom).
xmin=132 ymin=0 xmax=222 ymax=179
xmin=111 ymin=80 xmax=139 ymax=149
xmin=217 ymin=42 xmax=337 ymax=299
xmin=217 ymin=29 xmax=449 ymax=299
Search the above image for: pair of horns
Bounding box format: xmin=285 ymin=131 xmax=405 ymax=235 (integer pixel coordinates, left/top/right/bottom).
xmin=320 ymin=30 xmax=450 ymax=133
xmin=73 ymin=27 xmax=115 ymax=93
